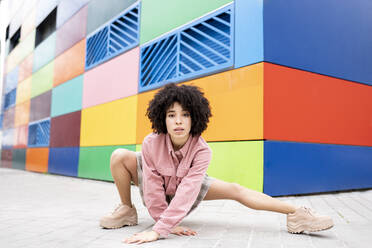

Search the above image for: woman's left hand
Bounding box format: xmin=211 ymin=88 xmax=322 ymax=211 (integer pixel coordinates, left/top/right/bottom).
xmin=123 ymin=230 xmax=160 ymax=244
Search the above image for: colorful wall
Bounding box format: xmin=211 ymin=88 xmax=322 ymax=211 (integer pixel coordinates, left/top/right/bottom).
xmin=1 ymin=0 xmax=371 ymax=196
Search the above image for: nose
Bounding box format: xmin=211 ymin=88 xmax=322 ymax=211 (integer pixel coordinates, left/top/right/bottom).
xmin=176 ymin=115 xmax=182 ymax=124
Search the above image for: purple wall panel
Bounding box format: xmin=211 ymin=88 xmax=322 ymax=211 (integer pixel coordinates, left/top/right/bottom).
xmin=29 ymin=90 xmax=51 ymax=122
xmin=57 ymin=0 xmax=90 ymax=28
xmin=50 ymin=111 xmax=81 ymax=147
xmin=2 ymin=107 xmax=15 ymax=130
xmin=55 ymin=5 xmax=88 ymax=57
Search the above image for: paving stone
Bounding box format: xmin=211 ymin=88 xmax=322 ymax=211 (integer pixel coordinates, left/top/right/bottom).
xmin=1 ymin=168 xmax=372 ymax=248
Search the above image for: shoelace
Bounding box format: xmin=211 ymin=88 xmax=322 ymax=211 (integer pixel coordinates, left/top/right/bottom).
xmin=112 ymin=204 xmax=123 ymax=214
xmin=303 ymin=206 xmax=317 ymax=216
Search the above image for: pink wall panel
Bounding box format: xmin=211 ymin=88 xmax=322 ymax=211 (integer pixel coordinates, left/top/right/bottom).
xmin=83 ymin=48 xmax=139 ymax=109
xmin=14 ymin=125 xmax=28 ymax=148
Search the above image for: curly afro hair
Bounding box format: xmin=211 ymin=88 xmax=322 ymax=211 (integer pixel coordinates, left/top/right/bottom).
xmin=146 ymin=83 xmax=212 ymax=136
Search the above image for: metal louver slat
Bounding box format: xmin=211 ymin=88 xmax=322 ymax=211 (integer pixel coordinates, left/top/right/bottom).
xmin=140 ymin=34 xmax=178 ymax=87
xmin=85 ymin=3 xmax=140 ymax=70
xmin=139 ymin=3 xmax=233 ymax=92
xmin=28 ymin=119 xmax=50 ymax=147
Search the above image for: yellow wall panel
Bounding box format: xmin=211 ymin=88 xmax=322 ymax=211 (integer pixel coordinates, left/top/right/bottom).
xmin=185 ymin=63 xmax=263 ymax=141
xmin=16 ymin=77 xmax=32 ymax=104
xmin=81 ymin=95 xmax=137 ymax=146
xmin=14 ymin=100 xmax=30 ymax=127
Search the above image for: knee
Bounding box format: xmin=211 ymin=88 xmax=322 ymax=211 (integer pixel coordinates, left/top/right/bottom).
xmin=110 ymin=148 xmax=131 ymax=168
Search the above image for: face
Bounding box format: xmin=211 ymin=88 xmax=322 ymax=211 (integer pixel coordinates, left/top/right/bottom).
xmin=165 ymin=102 xmax=192 ymax=147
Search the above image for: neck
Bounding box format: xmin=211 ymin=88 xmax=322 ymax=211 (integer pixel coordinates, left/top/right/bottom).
xmin=170 ymin=134 xmax=190 ymax=151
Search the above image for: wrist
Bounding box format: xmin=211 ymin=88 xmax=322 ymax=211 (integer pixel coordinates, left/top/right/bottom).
xmin=152 ymin=230 xmax=160 ymax=238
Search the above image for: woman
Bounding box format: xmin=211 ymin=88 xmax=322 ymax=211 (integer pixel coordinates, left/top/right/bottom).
xmin=100 ymin=83 xmax=334 ymax=244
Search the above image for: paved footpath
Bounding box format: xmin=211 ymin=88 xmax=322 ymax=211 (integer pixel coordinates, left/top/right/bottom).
xmin=1 ymin=168 xmax=372 ymax=248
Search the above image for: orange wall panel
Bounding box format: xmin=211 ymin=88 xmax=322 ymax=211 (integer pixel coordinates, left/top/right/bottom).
xmin=14 ymin=100 xmax=30 ymax=127
xmin=136 ymin=90 xmax=158 ymax=144
xmin=136 ymin=63 xmax=264 ymax=143
xmin=264 ymin=63 xmax=372 ymax=146
xmin=187 ymin=63 xmax=263 ymax=142
xmin=53 ymin=39 xmax=86 ymax=87
xmin=26 ymin=148 xmax=49 ymax=173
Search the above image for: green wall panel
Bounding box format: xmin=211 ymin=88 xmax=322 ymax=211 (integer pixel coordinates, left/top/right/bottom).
xmin=51 ymin=75 xmax=83 ymax=117
xmin=207 ymin=141 xmax=264 ymax=192
xmin=78 ymin=145 xmax=136 ymax=181
xmin=12 ymin=149 xmax=26 ymax=170
xmin=33 ymin=32 xmax=56 ymax=73
xmin=86 ymin=0 xmax=137 ymax=35
xmin=31 ymin=61 xmax=54 ymax=98
xmin=140 ymin=0 xmax=233 ymax=44
xmin=136 ymin=144 xmax=142 ymax=151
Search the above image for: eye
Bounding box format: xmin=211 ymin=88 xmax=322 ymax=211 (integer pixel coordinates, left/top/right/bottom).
xmin=168 ymin=114 xmax=175 ymax=118
xmin=183 ymin=113 xmax=190 ymax=117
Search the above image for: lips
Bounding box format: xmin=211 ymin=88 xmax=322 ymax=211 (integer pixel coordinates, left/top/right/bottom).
xmin=174 ymin=128 xmax=184 ymax=132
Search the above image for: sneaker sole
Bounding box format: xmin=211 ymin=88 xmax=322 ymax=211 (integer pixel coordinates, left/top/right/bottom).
xmin=100 ymin=221 xmax=138 ymax=229
xmin=288 ymin=222 xmax=334 ymax=234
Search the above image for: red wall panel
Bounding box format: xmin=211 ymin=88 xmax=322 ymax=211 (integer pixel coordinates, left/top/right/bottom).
xmin=264 ymin=63 xmax=372 ymax=146
xmin=50 ymin=111 xmax=81 ymax=147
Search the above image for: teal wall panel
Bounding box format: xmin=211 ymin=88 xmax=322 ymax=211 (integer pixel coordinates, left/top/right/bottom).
xmin=86 ymin=0 xmax=137 ymax=35
xmin=33 ymin=32 xmax=56 ymax=73
xmin=140 ymin=0 xmax=233 ymax=44
xmin=12 ymin=149 xmax=26 ymax=170
xmin=51 ymin=75 xmax=83 ymax=117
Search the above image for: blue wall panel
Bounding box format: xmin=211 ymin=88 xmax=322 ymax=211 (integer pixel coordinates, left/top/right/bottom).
xmin=48 ymin=147 xmax=79 ymax=177
xmin=264 ymin=0 xmax=372 ymax=85
xmin=33 ymin=32 xmax=56 ymax=73
xmin=5 ymin=66 xmax=19 ymax=93
xmin=264 ymin=141 xmax=372 ymax=196
xmin=234 ymin=0 xmax=263 ymax=68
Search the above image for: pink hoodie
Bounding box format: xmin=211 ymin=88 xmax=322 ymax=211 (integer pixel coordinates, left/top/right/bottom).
xmin=141 ymin=132 xmax=212 ymax=237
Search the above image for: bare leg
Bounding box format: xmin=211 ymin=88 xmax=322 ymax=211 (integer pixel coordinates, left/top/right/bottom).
xmin=110 ymin=149 xmax=138 ymax=207
xmin=204 ymin=179 xmax=296 ymax=214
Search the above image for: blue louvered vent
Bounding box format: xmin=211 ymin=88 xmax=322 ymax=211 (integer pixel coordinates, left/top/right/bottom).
xmin=139 ymin=3 xmax=234 ymax=92
xmin=140 ymin=34 xmax=178 ymax=88
xmin=28 ymin=119 xmax=50 ymax=147
xmin=85 ymin=3 xmax=140 ymax=70
xmin=4 ymin=88 xmax=17 ymax=110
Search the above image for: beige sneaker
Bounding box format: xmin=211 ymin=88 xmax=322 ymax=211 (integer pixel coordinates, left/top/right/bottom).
xmin=287 ymin=206 xmax=334 ymax=233
xmin=100 ymin=204 xmax=138 ymax=229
